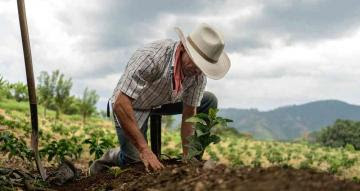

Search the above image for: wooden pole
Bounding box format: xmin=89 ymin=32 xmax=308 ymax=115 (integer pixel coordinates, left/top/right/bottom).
xmin=17 ymin=0 xmax=47 ymax=180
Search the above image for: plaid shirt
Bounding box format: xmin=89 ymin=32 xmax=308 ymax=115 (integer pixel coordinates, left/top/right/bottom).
xmin=111 ymin=39 xmax=207 ymax=128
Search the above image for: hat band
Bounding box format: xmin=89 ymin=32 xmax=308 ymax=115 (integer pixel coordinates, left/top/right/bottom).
xmin=187 ymin=36 xmax=217 ymax=64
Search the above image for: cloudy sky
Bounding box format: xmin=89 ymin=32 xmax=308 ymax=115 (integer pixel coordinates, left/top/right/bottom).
xmin=1 ymin=0 xmax=360 ymax=111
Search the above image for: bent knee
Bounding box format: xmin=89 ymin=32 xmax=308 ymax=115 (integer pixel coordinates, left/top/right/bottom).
xmin=203 ymin=91 xmax=218 ymax=109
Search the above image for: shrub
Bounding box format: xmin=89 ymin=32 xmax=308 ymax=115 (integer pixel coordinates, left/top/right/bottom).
xmin=40 ymin=136 xmax=83 ymax=162
xmin=316 ymin=119 xmax=360 ymax=150
xmin=0 ymin=131 xmax=33 ymax=163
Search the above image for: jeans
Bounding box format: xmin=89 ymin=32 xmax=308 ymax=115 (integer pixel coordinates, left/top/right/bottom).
xmin=114 ymin=91 xmax=218 ymax=166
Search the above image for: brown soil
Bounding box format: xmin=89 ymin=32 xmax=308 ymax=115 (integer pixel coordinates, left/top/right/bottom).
xmin=52 ymin=159 xmax=360 ymax=191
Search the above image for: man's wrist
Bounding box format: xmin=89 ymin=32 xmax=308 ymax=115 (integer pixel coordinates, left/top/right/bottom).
xmin=138 ymin=144 xmax=149 ymax=153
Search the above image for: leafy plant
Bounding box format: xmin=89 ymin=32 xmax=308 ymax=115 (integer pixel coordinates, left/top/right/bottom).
xmin=163 ymin=147 xmax=181 ymax=158
xmin=0 ymin=75 xmax=12 ymax=100
xmin=40 ymin=136 xmax=83 ymax=162
xmin=50 ymin=122 xmax=71 ymax=136
xmin=0 ymin=131 xmax=33 ymax=163
xmin=9 ymin=82 xmax=28 ymax=102
xmin=83 ymin=136 xmax=115 ymax=162
xmin=316 ymin=119 xmax=360 ymax=150
xmin=265 ymin=147 xmax=284 ymax=165
xmin=206 ymin=147 xmax=219 ymax=161
xmin=53 ymin=70 xmax=73 ymax=119
xmin=185 ymin=108 xmax=233 ymax=160
xmin=110 ymin=167 xmax=130 ymax=178
xmin=251 ymin=145 xmax=263 ymax=167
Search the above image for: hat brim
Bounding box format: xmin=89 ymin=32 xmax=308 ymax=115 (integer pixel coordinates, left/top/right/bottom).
xmin=174 ymin=27 xmax=231 ymax=80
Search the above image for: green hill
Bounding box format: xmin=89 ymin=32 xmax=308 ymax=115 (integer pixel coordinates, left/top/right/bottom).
xmin=218 ymin=100 xmax=360 ymax=140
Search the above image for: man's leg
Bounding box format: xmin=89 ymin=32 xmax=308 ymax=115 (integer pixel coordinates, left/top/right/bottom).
xmin=89 ymin=91 xmax=217 ymax=175
xmin=149 ymin=91 xmax=217 ymax=158
xmin=115 ymin=115 xmax=149 ymax=166
xmin=89 ymin=113 xmax=149 ymax=175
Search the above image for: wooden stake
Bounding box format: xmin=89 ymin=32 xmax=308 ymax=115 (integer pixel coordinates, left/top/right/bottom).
xmin=17 ymin=0 xmax=47 ymax=180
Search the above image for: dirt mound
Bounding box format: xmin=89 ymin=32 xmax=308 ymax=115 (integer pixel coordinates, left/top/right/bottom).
xmin=54 ymin=159 xmax=360 ymax=191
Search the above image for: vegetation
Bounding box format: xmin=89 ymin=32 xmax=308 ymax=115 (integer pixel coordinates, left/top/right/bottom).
xmin=185 ymin=108 xmax=233 ymax=160
xmin=78 ymin=87 xmax=99 ymax=124
xmin=0 ymin=75 xmax=28 ymax=102
xmin=2 ymin=73 xmax=360 ymax=184
xmin=53 ymin=71 xmax=73 ymax=119
xmin=37 ymin=70 xmax=57 ymax=117
xmin=315 ymin=119 xmax=360 ymax=150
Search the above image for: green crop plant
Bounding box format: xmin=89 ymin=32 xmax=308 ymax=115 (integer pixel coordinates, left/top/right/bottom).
xmin=110 ymin=167 xmax=130 ymax=178
xmin=299 ymin=160 xmax=311 ymax=169
xmin=0 ymin=116 xmax=31 ymax=135
xmin=83 ymin=125 xmax=106 ymax=137
xmin=304 ymin=152 xmax=315 ymax=166
xmin=39 ymin=129 xmax=53 ymax=143
xmin=51 ymin=123 xmax=71 ymax=136
xmin=185 ymin=108 xmax=233 ymax=160
xmin=206 ymin=147 xmax=219 ymax=161
xmin=230 ymin=153 xmax=244 ymax=167
xmin=327 ymin=156 xmax=342 ymax=174
xmin=251 ymin=146 xmax=262 ymax=167
xmin=345 ymin=144 xmax=356 ymax=153
xmin=265 ymin=147 xmax=284 ymax=166
xmin=0 ymin=131 xmax=33 ymax=163
xmin=83 ymin=135 xmax=115 ymax=163
xmin=162 ymin=147 xmax=181 ymax=158
xmin=40 ymin=136 xmax=83 ymax=162
xmin=340 ymin=151 xmax=357 ymax=169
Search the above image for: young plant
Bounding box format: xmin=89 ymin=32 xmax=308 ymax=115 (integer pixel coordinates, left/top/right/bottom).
xmin=40 ymin=136 xmax=83 ymax=162
xmin=83 ymin=135 xmax=115 ymax=163
xmin=185 ymin=108 xmax=233 ymax=160
xmin=0 ymin=131 xmax=33 ymax=163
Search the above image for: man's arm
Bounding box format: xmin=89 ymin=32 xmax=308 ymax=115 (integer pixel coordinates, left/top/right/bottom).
xmin=113 ymin=92 xmax=164 ymax=171
xmin=181 ymin=103 xmax=197 ymax=157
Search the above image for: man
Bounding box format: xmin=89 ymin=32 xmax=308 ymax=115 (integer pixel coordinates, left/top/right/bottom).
xmin=90 ymin=23 xmax=231 ymax=175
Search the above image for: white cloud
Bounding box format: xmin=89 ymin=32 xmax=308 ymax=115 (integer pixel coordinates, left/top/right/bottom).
xmin=1 ymin=0 xmax=360 ymax=112
xmin=208 ymin=27 xmax=360 ymax=110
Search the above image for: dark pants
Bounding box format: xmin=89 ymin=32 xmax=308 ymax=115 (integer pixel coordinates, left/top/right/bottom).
xmin=115 ymin=91 xmax=218 ymax=166
xmin=150 ymin=91 xmax=218 ymax=115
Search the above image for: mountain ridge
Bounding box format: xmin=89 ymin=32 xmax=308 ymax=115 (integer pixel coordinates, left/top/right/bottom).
xmin=217 ymin=100 xmax=360 ymax=140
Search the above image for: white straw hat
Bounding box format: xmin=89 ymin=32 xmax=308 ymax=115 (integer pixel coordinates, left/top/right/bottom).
xmin=174 ymin=23 xmax=231 ymax=80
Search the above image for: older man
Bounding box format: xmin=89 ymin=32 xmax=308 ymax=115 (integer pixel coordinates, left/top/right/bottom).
xmin=90 ymin=23 xmax=230 ymax=175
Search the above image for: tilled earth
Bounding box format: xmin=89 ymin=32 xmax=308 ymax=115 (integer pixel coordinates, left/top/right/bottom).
xmin=52 ymin=159 xmax=360 ymax=191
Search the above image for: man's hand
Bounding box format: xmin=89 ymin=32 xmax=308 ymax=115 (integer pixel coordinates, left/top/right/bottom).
xmin=139 ymin=147 xmax=164 ymax=172
xmin=113 ymin=92 xmax=164 ymax=171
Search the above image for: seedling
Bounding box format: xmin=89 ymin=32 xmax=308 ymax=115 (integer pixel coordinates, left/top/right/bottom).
xmin=185 ymin=108 xmax=233 ymax=160
xmin=0 ymin=131 xmax=33 ymax=163
xmin=83 ymin=135 xmax=115 ymax=164
xmin=110 ymin=167 xmax=130 ymax=178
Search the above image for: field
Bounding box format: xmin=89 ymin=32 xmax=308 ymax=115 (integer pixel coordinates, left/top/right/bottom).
xmin=1 ymin=98 xmax=360 ymax=190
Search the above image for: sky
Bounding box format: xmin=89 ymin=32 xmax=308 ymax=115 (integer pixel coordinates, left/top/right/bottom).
xmin=1 ymin=0 xmax=360 ymax=111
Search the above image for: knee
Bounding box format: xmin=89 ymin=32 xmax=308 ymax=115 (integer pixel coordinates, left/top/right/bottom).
xmin=203 ymin=91 xmax=218 ymax=109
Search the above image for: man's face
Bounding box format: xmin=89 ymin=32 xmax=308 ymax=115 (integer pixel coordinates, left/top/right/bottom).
xmin=180 ymin=46 xmax=202 ymax=77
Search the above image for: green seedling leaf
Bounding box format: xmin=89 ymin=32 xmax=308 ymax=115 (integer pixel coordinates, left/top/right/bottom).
xmin=110 ymin=167 xmax=130 ymax=178
xmin=185 ymin=116 xmax=207 ymax=125
xmin=196 ymin=129 xmax=210 ymax=137
xmin=184 ymin=109 xmax=233 ymax=161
